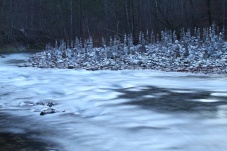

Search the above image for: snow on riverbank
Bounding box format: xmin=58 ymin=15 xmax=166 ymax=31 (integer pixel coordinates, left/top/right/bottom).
xmin=20 ymin=25 xmax=227 ymax=74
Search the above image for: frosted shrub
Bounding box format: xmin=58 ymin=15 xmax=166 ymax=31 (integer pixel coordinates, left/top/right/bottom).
xmin=150 ymin=31 xmax=155 ymax=44
xmin=74 ymin=37 xmax=80 ymax=49
xmin=71 ymin=40 xmax=74 ymax=49
xmin=55 ymin=40 xmax=58 ymax=49
xmin=89 ymin=36 xmax=93 ymax=49
xmin=102 ymin=37 xmax=106 ymax=48
xmin=109 ymin=36 xmax=113 ymax=47
xmin=31 ymin=22 xmax=226 ymax=73
xmin=45 ymin=43 xmax=51 ymax=50
xmin=139 ymin=31 xmax=142 ymax=44
xmin=146 ymin=30 xmax=149 ymax=45
xmin=141 ymin=33 xmax=145 ymax=45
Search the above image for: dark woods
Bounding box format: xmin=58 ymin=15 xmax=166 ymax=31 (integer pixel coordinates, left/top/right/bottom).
xmin=0 ymin=0 xmax=226 ymax=49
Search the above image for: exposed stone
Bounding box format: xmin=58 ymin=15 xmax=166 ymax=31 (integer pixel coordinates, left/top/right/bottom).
xmin=68 ymin=65 xmax=74 ymax=69
xmin=86 ymin=67 xmax=99 ymax=71
xmin=47 ymin=102 xmax=55 ymax=107
xmin=40 ymin=108 xmax=58 ymax=116
xmin=36 ymin=101 xmax=46 ymax=106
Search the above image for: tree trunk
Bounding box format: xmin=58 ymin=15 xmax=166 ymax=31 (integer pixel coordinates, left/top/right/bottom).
xmin=79 ymin=0 xmax=84 ymax=39
xmin=189 ymin=0 xmax=196 ymax=27
xmin=70 ymin=0 xmax=73 ymax=41
xmin=206 ymin=0 xmax=212 ymax=26
xmin=130 ymin=0 xmax=138 ymax=44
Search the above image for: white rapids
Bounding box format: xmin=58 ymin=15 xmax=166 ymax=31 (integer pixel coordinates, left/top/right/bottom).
xmin=0 ymin=53 xmax=227 ymax=151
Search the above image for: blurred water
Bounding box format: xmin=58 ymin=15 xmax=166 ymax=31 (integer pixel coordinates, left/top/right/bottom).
xmin=0 ymin=53 xmax=227 ymax=151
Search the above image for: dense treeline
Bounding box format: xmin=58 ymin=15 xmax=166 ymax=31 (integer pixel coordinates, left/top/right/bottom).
xmin=0 ymin=0 xmax=226 ymax=49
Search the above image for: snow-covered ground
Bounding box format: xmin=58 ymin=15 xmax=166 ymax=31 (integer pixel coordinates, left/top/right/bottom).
xmin=1 ymin=53 xmax=227 ymax=151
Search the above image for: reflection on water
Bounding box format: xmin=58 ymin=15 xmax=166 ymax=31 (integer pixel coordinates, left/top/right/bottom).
xmin=116 ymin=86 xmax=227 ymax=114
xmin=0 ymin=53 xmax=227 ymax=151
xmin=0 ymin=113 xmax=60 ymax=151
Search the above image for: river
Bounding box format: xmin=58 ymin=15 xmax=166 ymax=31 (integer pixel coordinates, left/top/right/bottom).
xmin=0 ymin=53 xmax=227 ymax=151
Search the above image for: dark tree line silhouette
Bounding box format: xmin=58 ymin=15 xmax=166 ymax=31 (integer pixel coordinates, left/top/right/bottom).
xmin=0 ymin=0 xmax=226 ymax=49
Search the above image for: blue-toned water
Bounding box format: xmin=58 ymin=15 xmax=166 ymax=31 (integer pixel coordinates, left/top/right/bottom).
xmin=0 ymin=53 xmax=227 ymax=151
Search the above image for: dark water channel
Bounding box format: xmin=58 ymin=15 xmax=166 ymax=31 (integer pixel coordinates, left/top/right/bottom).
xmin=0 ymin=112 xmax=60 ymax=151
xmin=0 ymin=53 xmax=227 ymax=151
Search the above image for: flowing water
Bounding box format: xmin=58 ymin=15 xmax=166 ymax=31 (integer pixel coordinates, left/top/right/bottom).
xmin=0 ymin=53 xmax=227 ymax=151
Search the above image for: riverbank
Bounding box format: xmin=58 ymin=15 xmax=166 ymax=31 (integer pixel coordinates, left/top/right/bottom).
xmin=20 ymin=44 xmax=227 ymax=75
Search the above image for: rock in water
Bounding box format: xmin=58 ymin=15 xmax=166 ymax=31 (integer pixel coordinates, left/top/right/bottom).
xmin=68 ymin=65 xmax=74 ymax=69
xmin=36 ymin=101 xmax=46 ymax=106
xmin=47 ymin=102 xmax=55 ymax=107
xmin=40 ymin=108 xmax=58 ymax=116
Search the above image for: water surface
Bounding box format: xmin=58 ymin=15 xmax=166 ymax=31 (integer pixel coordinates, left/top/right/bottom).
xmin=0 ymin=53 xmax=227 ymax=151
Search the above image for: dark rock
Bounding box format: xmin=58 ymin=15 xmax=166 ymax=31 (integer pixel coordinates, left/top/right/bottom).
xmin=86 ymin=67 xmax=99 ymax=71
xmin=40 ymin=108 xmax=58 ymax=116
xmin=36 ymin=101 xmax=55 ymax=107
xmin=36 ymin=101 xmax=46 ymax=106
xmin=47 ymin=102 xmax=55 ymax=107
xmin=183 ymin=60 xmax=190 ymax=66
xmin=68 ymin=65 xmax=74 ymax=69
xmin=0 ymin=55 xmax=6 ymax=58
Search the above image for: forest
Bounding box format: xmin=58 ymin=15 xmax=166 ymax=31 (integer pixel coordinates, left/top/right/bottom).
xmin=0 ymin=0 xmax=226 ymax=50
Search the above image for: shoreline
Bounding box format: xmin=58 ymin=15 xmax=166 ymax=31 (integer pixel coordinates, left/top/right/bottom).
xmin=19 ymin=48 xmax=227 ymax=75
